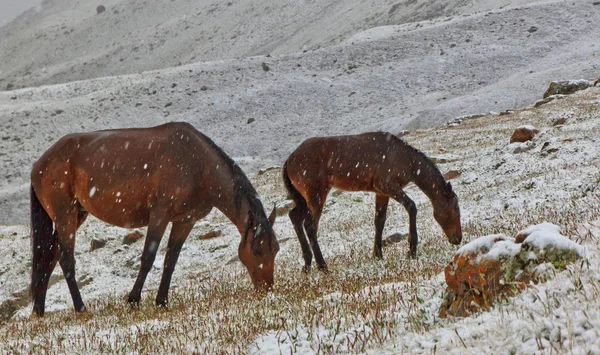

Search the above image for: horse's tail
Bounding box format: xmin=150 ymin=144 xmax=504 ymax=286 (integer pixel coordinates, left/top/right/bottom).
xmin=282 ymin=160 xmax=306 ymax=208
xmin=30 ymin=184 xmax=57 ymax=316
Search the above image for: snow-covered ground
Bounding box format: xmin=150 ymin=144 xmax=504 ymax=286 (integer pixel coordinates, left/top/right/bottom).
xmin=1 ymin=84 xmax=599 ymax=353
xmin=1 ymin=0 xmax=600 ymax=352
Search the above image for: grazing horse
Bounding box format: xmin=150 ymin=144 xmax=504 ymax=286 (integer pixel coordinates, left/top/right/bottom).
xmin=30 ymin=122 xmax=279 ymax=316
xmin=282 ymin=132 xmax=462 ymax=271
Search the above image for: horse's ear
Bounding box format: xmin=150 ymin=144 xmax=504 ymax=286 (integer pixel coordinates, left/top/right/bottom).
xmin=268 ymin=204 xmax=277 ymax=226
xmin=444 ymin=181 xmax=455 ymax=197
xmin=243 ymin=210 xmax=255 ymax=243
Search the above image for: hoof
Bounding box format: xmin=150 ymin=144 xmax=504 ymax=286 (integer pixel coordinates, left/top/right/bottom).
xmin=127 ymin=295 xmax=141 ymax=308
xmin=302 ymin=264 xmax=311 ymax=273
xmin=155 ymin=298 xmax=168 ymax=308
xmin=373 ymin=252 xmax=383 ymax=259
xmin=318 ymin=265 xmax=329 ymax=274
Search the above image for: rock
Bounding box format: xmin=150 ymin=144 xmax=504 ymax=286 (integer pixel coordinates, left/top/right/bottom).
xmin=122 ymin=230 xmax=144 ymax=245
xmin=90 ymin=238 xmax=107 ymax=252
xmin=443 ymin=170 xmax=461 ymax=180
xmin=247 ymin=118 xmax=255 ymax=124
xmin=440 ymin=234 xmax=523 ymax=318
xmin=330 ymin=189 xmax=344 ymax=197
xmin=0 ymin=288 xmax=29 ymax=322
xmin=257 ymin=166 xmax=279 ymax=175
xmin=261 ymin=62 xmax=270 ymax=72
xmin=440 ymin=223 xmax=583 ymax=317
xmin=200 ymin=85 xmax=209 ymax=91
xmin=461 ymin=172 xmax=478 ymax=184
xmin=275 ymin=200 xmax=295 ymax=216
xmin=429 ymin=154 xmax=459 ymax=164
xmin=509 ymin=141 xmax=535 ymax=154
xmin=515 ymin=223 xmax=583 ymax=268
xmin=528 ymin=26 xmax=538 ymax=33
xmin=510 ymin=125 xmax=539 ymax=143
xmin=535 ymin=94 xmax=566 ymax=107
xmin=96 ymin=5 xmax=106 ymax=14
xmin=543 ymin=80 xmax=594 ymax=99
xmin=552 ymin=117 xmax=567 ymax=126
xmin=6 ymin=83 xmax=14 ymax=90
xmin=114 ymin=245 xmax=129 ymax=254
xmin=540 ymin=140 xmax=559 ymax=155
xmin=382 ymin=233 xmax=407 ymax=247
xmin=198 ymin=229 xmax=223 ymax=240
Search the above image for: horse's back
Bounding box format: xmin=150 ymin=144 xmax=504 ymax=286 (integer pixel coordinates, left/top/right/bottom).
xmin=286 ymin=132 xmax=405 ymax=192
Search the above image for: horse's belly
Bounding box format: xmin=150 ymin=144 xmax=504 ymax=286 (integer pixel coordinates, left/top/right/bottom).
xmin=330 ymin=175 xmax=375 ymax=192
xmin=79 ymin=194 xmax=150 ymax=228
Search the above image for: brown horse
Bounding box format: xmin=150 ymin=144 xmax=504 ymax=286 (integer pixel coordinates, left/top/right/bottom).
xmin=30 ymin=122 xmax=279 ymax=316
xmin=282 ymin=132 xmax=462 ymax=271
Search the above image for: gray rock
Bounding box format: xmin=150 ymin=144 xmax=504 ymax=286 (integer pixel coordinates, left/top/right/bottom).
xmin=90 ymin=238 xmax=107 ymax=252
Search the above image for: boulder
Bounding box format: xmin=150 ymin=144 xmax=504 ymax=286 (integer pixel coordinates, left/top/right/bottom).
xmin=275 ymin=200 xmax=295 ymax=216
xmin=510 ymin=125 xmax=539 ymax=143
xmin=198 ymin=229 xmax=223 ymax=240
xmin=443 ymin=170 xmax=461 ymax=180
xmin=382 ymin=232 xmax=407 ymax=247
xmin=509 ymin=141 xmax=535 ymax=154
xmin=440 ymin=234 xmax=522 ymax=317
xmin=90 ymin=237 xmax=107 ymax=251
xmin=122 ymin=230 xmax=144 ymax=245
xmin=429 ymin=154 xmax=459 ymax=164
xmin=543 ymin=80 xmax=594 ymax=99
xmin=440 ymin=223 xmax=583 ymax=318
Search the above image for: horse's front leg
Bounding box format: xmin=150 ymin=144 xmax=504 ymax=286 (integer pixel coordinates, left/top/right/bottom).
xmin=128 ymin=211 xmax=169 ymax=307
xmin=390 ymin=190 xmax=418 ymax=258
xmin=373 ymin=194 xmax=389 ymax=259
xmin=155 ymin=221 xmax=194 ymax=307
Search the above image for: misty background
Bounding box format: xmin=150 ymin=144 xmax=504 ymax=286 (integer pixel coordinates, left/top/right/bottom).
xmin=0 ymin=0 xmax=43 ymax=27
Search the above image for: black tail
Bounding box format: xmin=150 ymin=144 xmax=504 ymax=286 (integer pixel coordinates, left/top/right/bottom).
xmin=282 ymin=160 xmax=305 ymax=205
xmin=30 ymin=185 xmax=57 ymax=316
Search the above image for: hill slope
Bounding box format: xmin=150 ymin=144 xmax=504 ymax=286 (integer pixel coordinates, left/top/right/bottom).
xmin=0 ymin=0 xmax=542 ymax=90
xmin=1 ymin=0 xmax=599 ymax=224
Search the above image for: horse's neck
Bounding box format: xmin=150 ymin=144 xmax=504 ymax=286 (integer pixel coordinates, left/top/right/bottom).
xmin=210 ymin=179 xmax=255 ymax=236
xmin=409 ymin=155 xmax=446 ymax=202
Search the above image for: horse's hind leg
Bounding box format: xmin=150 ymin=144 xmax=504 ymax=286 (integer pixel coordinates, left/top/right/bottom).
xmin=156 ymin=220 xmax=194 ymax=307
xmin=373 ymin=194 xmax=389 ymax=259
xmin=55 ymin=209 xmax=87 ymax=312
xmin=289 ymin=201 xmax=313 ymax=272
xmin=303 ymin=188 xmax=329 ymax=272
xmin=31 ymin=230 xmax=59 ymax=316
xmin=128 ymin=210 xmax=169 ymax=306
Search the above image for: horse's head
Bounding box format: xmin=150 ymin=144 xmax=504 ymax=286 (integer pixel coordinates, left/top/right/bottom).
xmin=433 ymin=182 xmax=462 ymax=245
xmin=238 ymin=206 xmax=279 ymax=291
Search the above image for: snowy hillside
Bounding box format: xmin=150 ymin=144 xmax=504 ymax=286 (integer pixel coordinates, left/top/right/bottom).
xmin=1 ymin=83 xmax=599 ymax=353
xmin=1 ymin=0 xmax=600 ymax=224
xmin=1 ymin=0 xmax=600 ymax=352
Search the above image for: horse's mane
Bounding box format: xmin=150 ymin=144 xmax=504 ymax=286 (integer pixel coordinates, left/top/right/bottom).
xmin=387 ymin=132 xmax=447 ymax=183
xmin=200 ymin=134 xmax=265 ymax=218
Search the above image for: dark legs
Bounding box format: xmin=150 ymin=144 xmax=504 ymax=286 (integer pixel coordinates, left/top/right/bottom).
xmin=155 ymin=221 xmax=194 ymax=307
xmin=288 ymin=191 xmax=328 ymax=272
xmin=31 ymin=230 xmax=59 ymax=316
xmin=389 ymin=190 xmax=418 ymax=258
xmin=55 ymin=211 xmax=87 ymax=313
xmin=303 ymin=210 xmax=327 ymax=272
xmin=289 ymin=205 xmax=313 ymax=272
xmin=373 ymin=194 xmax=389 ymax=259
xmin=128 ymin=212 xmax=169 ymax=306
